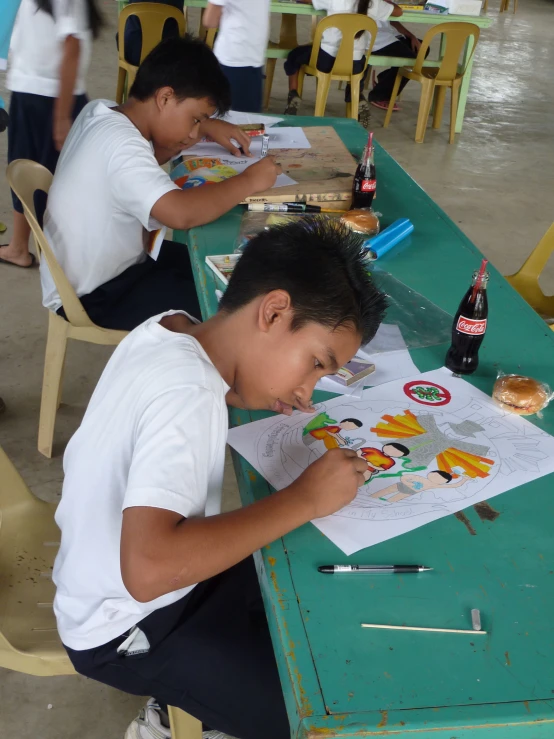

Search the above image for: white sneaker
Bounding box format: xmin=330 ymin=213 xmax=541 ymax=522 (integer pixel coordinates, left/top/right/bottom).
xmin=125 ymin=699 xmax=171 ymax=739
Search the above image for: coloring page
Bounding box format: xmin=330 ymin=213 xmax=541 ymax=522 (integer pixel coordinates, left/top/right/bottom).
xmin=228 ymin=370 xmax=554 ymax=554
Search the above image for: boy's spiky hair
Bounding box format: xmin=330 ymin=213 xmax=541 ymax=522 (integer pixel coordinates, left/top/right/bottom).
xmin=219 ymin=218 xmax=388 ymax=345
xmin=130 ymin=35 xmax=231 ymax=115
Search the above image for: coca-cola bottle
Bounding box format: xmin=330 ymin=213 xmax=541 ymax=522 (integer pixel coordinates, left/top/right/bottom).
xmin=445 ymin=262 xmax=489 ymax=375
xmin=352 ymin=131 xmax=376 ymax=209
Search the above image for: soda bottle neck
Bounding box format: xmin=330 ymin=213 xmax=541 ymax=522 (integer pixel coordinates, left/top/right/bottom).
xmin=361 ymin=132 xmax=374 ymax=166
xmin=471 ymin=271 xmax=489 ymax=290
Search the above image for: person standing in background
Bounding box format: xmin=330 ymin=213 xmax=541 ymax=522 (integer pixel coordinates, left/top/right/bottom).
xmin=0 ymin=0 xmax=103 ymax=270
xmin=202 ymin=0 xmax=271 ymax=113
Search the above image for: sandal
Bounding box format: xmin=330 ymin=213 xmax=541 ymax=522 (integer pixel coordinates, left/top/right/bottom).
xmin=370 ymin=100 xmax=401 ymax=111
xmin=0 ymin=250 xmax=37 ymax=269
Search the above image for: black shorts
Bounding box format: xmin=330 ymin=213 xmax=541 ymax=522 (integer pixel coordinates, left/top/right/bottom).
xmin=284 ymin=44 xmax=366 ymax=77
xmin=7 ymin=91 xmax=88 ymax=213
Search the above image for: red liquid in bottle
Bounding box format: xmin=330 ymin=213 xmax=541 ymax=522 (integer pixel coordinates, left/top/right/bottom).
xmin=445 ymin=268 xmax=489 ymax=375
xmin=352 ymin=131 xmax=376 ymax=210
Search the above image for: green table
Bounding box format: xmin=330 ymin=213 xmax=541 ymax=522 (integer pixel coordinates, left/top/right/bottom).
xmin=182 ymin=0 xmax=493 ymax=132
xmin=175 ymin=117 xmax=554 ymax=738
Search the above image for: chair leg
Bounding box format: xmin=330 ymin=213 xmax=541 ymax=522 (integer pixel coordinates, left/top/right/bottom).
xmin=263 ymin=58 xmax=277 ymax=111
xmin=38 ymin=312 xmax=69 ymax=458
xmin=167 ymin=705 xmax=202 ymax=739
xmin=297 ymin=68 xmax=306 ymax=98
xmin=432 ymin=86 xmax=447 ymax=130
xmin=449 ymin=81 xmax=461 ymax=144
xmin=383 ymin=71 xmax=403 ymax=129
xmin=314 ymin=74 xmax=331 ymax=117
xmin=348 ymin=77 xmax=360 ymax=121
xmin=415 ymin=79 xmax=435 ymax=143
xmin=116 ymin=67 xmax=126 ymax=105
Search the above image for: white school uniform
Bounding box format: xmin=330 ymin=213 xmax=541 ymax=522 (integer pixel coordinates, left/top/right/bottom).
xmin=53 ymin=311 xmax=230 ymax=651
xmin=7 ymin=0 xmax=92 ymax=96
xmin=210 ymin=0 xmax=271 ymax=68
xmin=41 ymin=100 xmax=179 ymax=313
xmin=312 ymin=0 xmax=395 ymax=59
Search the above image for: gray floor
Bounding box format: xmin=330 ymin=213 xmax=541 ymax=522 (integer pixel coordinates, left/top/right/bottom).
xmin=0 ymin=0 xmax=553 ymax=735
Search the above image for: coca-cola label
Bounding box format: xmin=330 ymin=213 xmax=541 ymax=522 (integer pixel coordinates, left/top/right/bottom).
xmin=361 ymin=179 xmax=376 ymax=192
xmin=456 ymin=315 xmax=487 ymax=335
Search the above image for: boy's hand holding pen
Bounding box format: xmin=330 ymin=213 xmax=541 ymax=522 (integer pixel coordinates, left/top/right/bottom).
xmin=243 ymin=156 xmax=282 ymax=192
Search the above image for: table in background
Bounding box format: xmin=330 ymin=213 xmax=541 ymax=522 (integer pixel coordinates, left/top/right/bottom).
xmin=174 ymin=116 xmax=554 ymax=738
xmin=182 ymin=0 xmax=493 ymax=132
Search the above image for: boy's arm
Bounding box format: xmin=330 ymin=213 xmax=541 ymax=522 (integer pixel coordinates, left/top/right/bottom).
xmin=150 ymin=156 xmax=281 ymax=230
xmin=121 ymin=448 xmax=367 ymax=603
xmin=391 ymin=21 xmax=420 ymax=50
xmin=202 ymin=2 xmax=223 ymax=28
xmin=53 ymin=35 xmax=80 ymax=151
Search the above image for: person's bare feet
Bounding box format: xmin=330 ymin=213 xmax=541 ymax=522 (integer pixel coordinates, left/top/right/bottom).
xmin=0 ymin=242 xmax=35 ymax=268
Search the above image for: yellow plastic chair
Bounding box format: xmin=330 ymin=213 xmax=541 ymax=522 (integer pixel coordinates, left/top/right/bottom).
xmin=505 ymin=223 xmax=554 ymax=324
xmin=383 ymin=22 xmax=480 ymax=144
xmin=7 ymin=160 xmax=128 ymax=458
xmin=116 ymin=2 xmax=186 ymax=104
xmin=0 ymin=446 xmax=202 ymax=738
xmin=297 ymin=14 xmax=378 ymax=120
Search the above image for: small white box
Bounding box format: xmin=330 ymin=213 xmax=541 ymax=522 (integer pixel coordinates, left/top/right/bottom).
xmin=449 ymin=0 xmax=483 ymax=15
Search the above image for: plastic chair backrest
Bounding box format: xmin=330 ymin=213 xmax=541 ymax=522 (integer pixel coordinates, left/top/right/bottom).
xmin=413 ymin=22 xmax=480 ymax=81
xmin=506 ymin=223 xmax=554 ymax=317
xmin=309 ymin=13 xmax=378 ymax=76
xmin=7 ymin=159 xmax=96 ymax=329
xmin=118 ymin=2 xmax=186 ymax=66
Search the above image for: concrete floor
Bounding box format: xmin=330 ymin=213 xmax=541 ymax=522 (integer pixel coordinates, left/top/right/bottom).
xmin=1 ymin=0 xmax=553 ymax=735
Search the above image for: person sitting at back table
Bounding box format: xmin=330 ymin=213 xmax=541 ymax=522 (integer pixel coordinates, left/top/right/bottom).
xmin=40 ymin=36 xmax=281 ymax=331
xmin=284 ymin=0 xmax=402 ymax=125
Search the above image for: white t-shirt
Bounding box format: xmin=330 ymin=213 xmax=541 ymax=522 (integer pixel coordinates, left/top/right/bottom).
xmin=312 ymin=0 xmax=394 ymax=59
xmin=53 ymin=311 xmax=230 ymax=651
xmin=211 ymin=0 xmax=271 ymax=68
xmin=41 ymin=100 xmax=179 ymax=313
xmin=7 ymin=0 xmax=92 ymax=96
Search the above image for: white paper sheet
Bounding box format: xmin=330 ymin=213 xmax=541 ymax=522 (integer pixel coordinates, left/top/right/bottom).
xmin=317 ymin=375 xmax=366 ymax=398
xmin=179 ymin=127 xmax=311 ymax=160
xmin=228 ymin=369 xmax=554 ymax=555
xmin=222 ymin=111 xmax=283 ymax=128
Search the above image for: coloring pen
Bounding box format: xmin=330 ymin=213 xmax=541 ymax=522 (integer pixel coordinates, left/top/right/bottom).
xmin=318 ymin=565 xmax=432 ymax=574
xmin=248 ymin=202 xmax=347 ymax=214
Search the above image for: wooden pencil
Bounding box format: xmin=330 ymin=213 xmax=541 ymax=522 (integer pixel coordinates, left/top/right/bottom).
xmin=361 ymin=623 xmax=487 ymax=635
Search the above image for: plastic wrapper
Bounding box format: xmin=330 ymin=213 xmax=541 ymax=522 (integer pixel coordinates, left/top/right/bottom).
xmin=492 ymin=372 xmax=553 ymax=416
xmin=235 ymin=210 xmax=346 ymax=252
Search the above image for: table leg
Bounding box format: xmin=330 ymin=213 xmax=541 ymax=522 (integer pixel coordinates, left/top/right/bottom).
xmin=455 ymin=35 xmax=476 ymax=134
xmin=278 ymin=13 xmax=298 ymax=48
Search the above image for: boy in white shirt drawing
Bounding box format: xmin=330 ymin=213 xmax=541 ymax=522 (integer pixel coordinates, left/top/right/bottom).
xmin=41 ymin=36 xmax=280 ymax=330
xmin=53 ymin=218 xmax=387 ymax=739
xmin=203 ymin=0 xmax=271 ymax=113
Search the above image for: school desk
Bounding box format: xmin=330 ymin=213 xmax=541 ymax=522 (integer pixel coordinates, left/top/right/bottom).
xmin=180 ymin=0 xmax=493 ymax=133
xmin=174 ymin=115 xmax=554 ymax=738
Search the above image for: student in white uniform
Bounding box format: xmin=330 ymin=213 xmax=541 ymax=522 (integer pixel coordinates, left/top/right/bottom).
xmin=40 ymin=36 xmax=281 ymax=330
xmin=53 ymin=218 xmax=387 ymax=739
xmin=0 ymin=0 xmax=102 ymax=270
xmin=284 ymin=0 xmax=402 ymax=123
xmin=202 ymin=0 xmax=271 ymax=113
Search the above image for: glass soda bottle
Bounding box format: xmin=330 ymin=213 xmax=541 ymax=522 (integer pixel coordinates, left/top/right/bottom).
xmin=352 ymin=131 xmax=376 ymax=209
xmin=445 ymin=263 xmax=489 ymax=375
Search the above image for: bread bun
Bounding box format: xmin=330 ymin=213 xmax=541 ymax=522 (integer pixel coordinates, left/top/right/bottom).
xmin=492 ymin=375 xmax=551 ymax=415
xmin=341 ymin=209 xmax=380 ymax=235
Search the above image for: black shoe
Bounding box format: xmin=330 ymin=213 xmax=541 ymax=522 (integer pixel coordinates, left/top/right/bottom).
xmin=284 ymin=91 xmax=301 ymax=116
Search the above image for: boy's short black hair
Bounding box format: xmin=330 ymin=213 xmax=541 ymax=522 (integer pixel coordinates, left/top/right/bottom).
xmin=219 ymin=219 xmax=387 ymax=345
xmin=384 ymin=443 xmax=410 ymax=456
xmin=341 ymin=418 xmax=363 ymax=427
xmin=130 ymin=35 xmax=231 ymax=115
xmin=433 ymin=470 xmax=452 ymax=482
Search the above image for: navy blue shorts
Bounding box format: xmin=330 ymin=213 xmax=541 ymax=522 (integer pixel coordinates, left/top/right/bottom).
xmin=219 ymin=65 xmax=264 ymax=113
xmin=284 ymin=44 xmax=366 ymax=77
xmin=7 ymin=91 xmax=88 ymax=213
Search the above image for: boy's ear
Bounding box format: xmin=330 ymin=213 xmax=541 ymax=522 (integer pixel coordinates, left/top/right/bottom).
xmin=155 ymin=86 xmax=176 ymax=111
xmin=258 ymin=289 xmax=293 ymax=334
